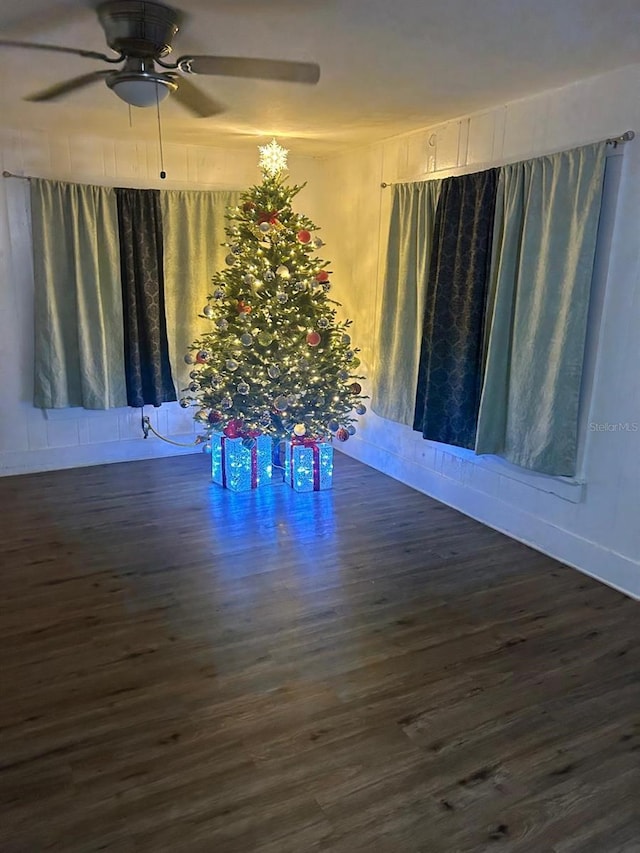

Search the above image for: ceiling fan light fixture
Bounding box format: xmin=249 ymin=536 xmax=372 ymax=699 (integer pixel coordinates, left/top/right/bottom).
xmin=108 ymin=72 xmax=177 ymax=107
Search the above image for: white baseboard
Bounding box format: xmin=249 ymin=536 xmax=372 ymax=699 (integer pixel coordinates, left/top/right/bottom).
xmin=0 ymin=434 xmax=201 ymax=477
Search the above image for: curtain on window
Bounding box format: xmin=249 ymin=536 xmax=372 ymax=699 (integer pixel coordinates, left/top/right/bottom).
xmin=31 ymin=179 xmax=127 ymax=409
xmin=161 ymin=190 xmax=240 ymax=389
xmin=475 ymin=142 xmax=607 ymax=475
xmin=115 ymin=188 xmax=176 ymax=408
xmin=31 ymin=180 xmax=240 ymax=412
xmin=372 ymin=180 xmax=441 ymax=426
xmin=413 ymin=169 xmax=498 ymax=449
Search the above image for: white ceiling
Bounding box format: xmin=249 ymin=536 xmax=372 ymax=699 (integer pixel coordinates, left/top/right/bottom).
xmin=1 ymin=0 xmax=639 ymax=156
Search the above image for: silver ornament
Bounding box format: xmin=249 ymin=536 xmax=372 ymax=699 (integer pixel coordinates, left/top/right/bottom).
xmin=355 ymin=403 xmax=367 ymax=415
xmin=216 ymin=318 xmax=228 ymax=330
xmin=213 ymin=288 xmax=225 ymax=300
xmin=274 ymin=395 xmax=288 ymax=411
xmin=189 ymin=382 xmax=199 ymax=393
xmin=267 ymin=365 xmax=281 ymax=379
xmin=225 ymin=254 xmax=236 ymax=265
xmin=243 ymin=273 xmax=256 ymax=285
xmin=347 ymin=425 xmax=357 ymax=435
xmin=203 ymin=305 xmax=214 ymax=318
xmin=276 ymin=291 xmax=288 ymax=304
xmin=317 ymin=317 xmax=330 ymax=329
xmin=264 ymin=270 xmax=275 ymax=282
xmin=237 ymin=381 xmax=250 ymax=395
xmin=221 ymin=396 xmax=233 ymax=410
xmin=342 ymin=333 xmax=351 ymax=345
xmin=225 ymin=359 xmax=238 ymax=371
xmin=276 ymin=264 xmax=290 ymax=279
xmin=179 ymin=397 xmax=191 ymax=408
xmin=240 ymin=333 xmax=253 ymax=347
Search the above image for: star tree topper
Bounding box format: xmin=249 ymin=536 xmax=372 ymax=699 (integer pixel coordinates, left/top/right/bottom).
xmin=258 ymin=138 xmax=289 ymax=176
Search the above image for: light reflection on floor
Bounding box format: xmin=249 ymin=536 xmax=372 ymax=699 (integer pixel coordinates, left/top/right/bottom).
xmin=201 ymin=476 xmax=342 ymax=681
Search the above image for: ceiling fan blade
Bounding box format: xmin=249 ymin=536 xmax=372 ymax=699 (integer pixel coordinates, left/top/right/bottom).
xmin=26 ymin=70 xmax=114 ymax=102
xmin=176 ymin=55 xmax=320 ymax=85
xmin=173 ymin=76 xmax=226 ymax=118
xmin=0 ymin=39 xmax=122 ymax=63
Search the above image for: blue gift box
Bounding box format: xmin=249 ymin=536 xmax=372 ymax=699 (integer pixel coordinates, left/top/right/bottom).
xmin=284 ymin=439 xmax=333 ymax=492
xmin=211 ymin=432 xmax=272 ymax=491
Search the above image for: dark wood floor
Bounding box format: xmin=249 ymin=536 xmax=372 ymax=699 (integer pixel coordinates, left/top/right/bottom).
xmin=0 ymin=452 xmax=638 ymax=853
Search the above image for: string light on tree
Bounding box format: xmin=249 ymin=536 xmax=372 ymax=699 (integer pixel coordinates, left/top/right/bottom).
xmin=183 ymin=138 xmax=367 ymax=452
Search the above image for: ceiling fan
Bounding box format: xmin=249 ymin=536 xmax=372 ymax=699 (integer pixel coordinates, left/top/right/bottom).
xmin=0 ymin=0 xmax=321 ymax=117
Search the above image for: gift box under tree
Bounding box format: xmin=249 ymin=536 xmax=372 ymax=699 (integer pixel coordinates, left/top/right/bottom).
xmin=285 ymin=438 xmax=334 ymax=492
xmin=211 ymin=429 xmax=272 ymax=491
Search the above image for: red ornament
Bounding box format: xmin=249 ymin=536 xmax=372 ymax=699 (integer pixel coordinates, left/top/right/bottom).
xmin=315 ymin=270 xmax=330 ymax=283
xmin=195 ymin=350 xmax=210 ymax=364
xmin=306 ymin=331 xmax=321 ymax=347
xmin=208 ymin=411 xmax=222 ymax=424
xmin=350 ymin=382 xmax=362 ymax=395
xmin=223 ymin=419 xmax=244 ymax=438
xmin=336 ymin=428 xmax=349 ymax=442
xmin=297 ymin=229 xmax=311 ymax=244
xmin=242 ymin=201 xmax=256 ymax=212
xmin=236 ymin=300 xmax=252 ymax=314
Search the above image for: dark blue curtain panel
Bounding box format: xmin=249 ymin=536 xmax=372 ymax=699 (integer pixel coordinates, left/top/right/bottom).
xmin=116 ymin=188 xmax=176 ymax=408
xmin=413 ymin=169 xmax=498 ymax=449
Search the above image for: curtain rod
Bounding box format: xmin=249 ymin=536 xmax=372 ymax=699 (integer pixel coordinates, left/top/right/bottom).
xmin=379 ymin=130 xmax=635 ymax=188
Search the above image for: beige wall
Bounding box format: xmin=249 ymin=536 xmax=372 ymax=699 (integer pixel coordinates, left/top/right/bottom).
xmin=318 ymin=65 xmax=640 ymax=598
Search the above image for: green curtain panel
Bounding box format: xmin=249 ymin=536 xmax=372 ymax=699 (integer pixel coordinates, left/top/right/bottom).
xmin=372 ymin=180 xmax=441 ymax=426
xmin=31 ymin=179 xmax=127 ymax=410
xmin=475 ymin=142 xmax=607 ymax=475
xmin=161 ymin=190 xmax=240 ymax=388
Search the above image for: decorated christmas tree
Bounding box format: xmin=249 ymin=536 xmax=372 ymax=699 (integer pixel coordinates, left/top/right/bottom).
xmin=182 ymin=140 xmax=366 ymax=453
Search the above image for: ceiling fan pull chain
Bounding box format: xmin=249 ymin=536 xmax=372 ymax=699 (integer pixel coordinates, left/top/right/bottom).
xmin=155 ymin=84 xmax=166 ymax=180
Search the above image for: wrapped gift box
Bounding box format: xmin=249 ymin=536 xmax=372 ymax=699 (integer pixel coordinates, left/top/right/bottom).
xmin=285 ymin=438 xmax=333 ymax=492
xmin=211 ymin=432 xmax=272 ymax=491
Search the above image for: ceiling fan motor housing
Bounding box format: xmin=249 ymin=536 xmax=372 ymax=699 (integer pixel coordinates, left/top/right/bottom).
xmin=97 ymin=0 xmax=181 ymax=58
